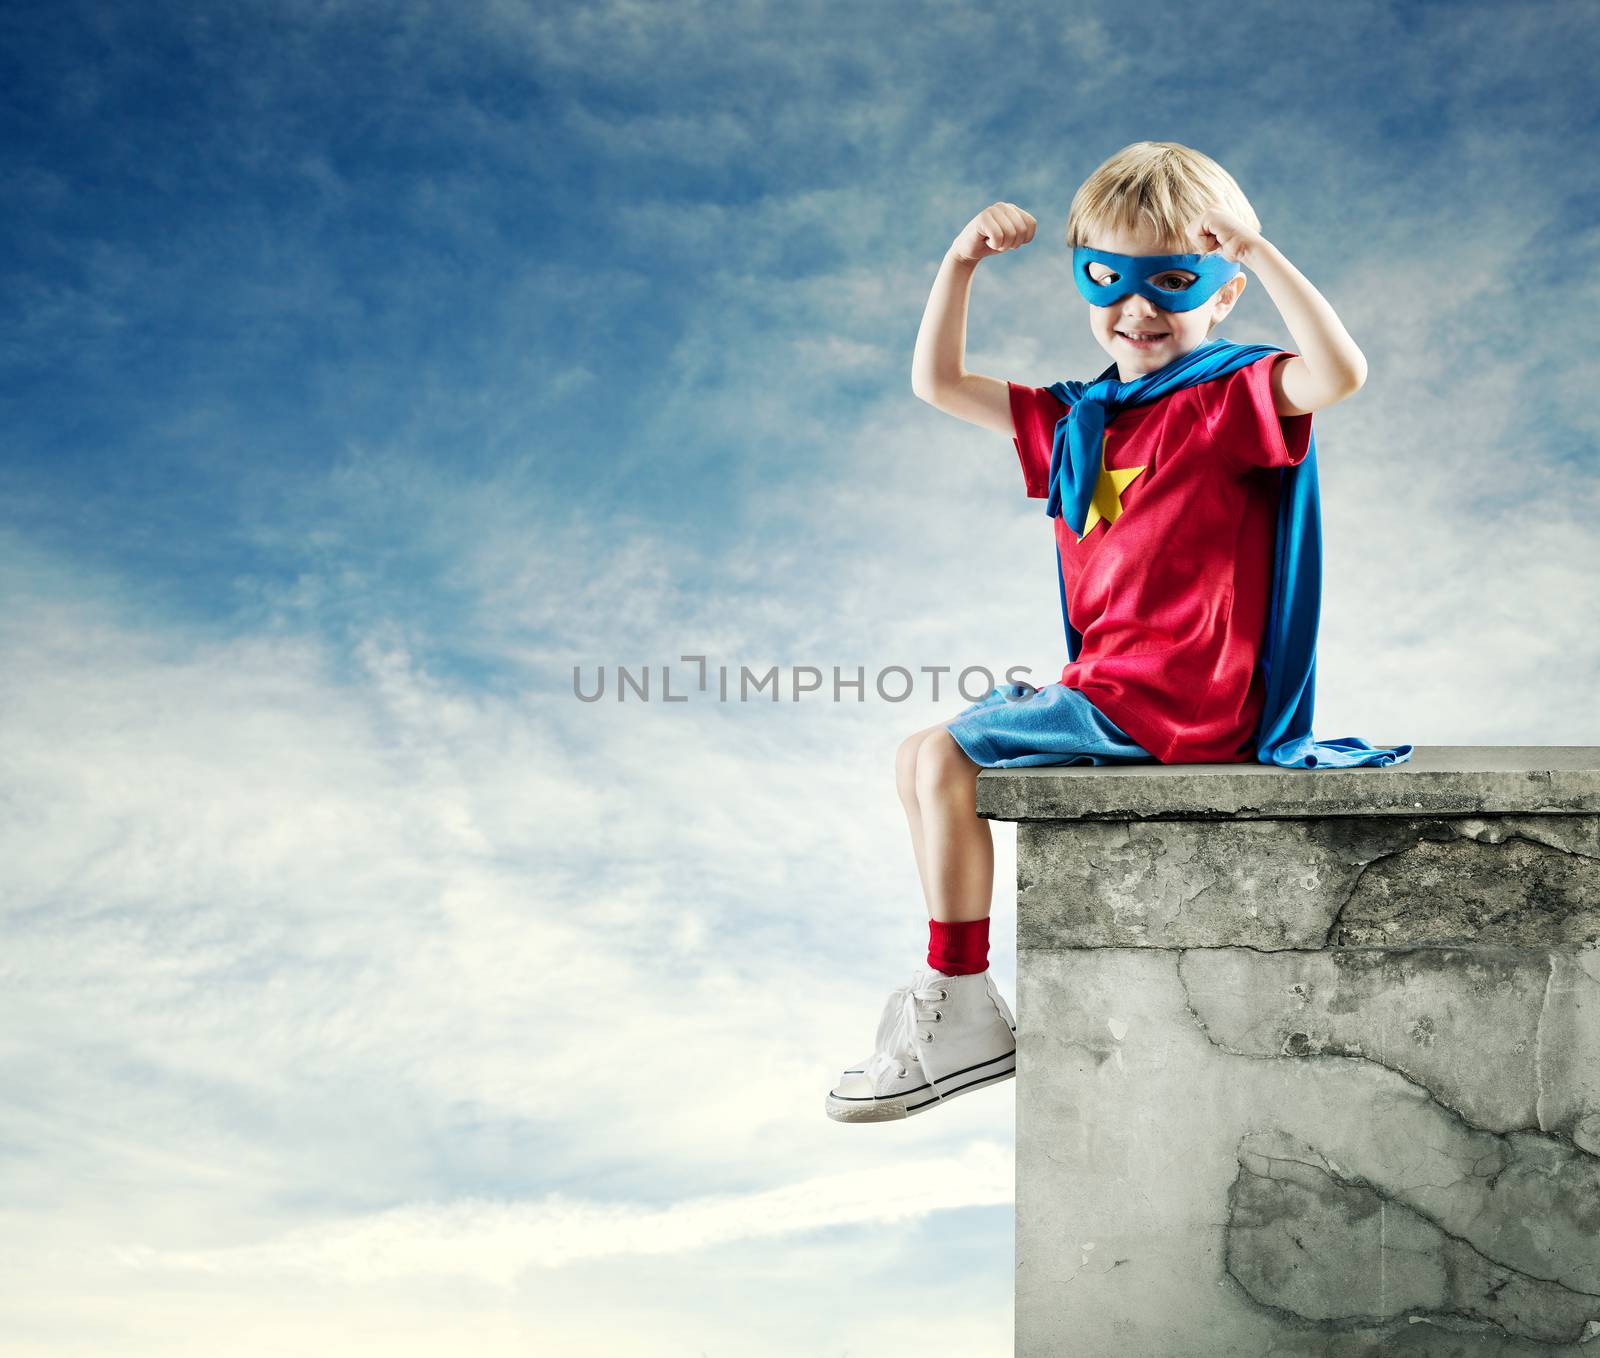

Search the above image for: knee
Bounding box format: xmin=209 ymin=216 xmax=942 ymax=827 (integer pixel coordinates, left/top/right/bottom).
xmin=914 ymin=729 xmax=977 ymax=800
xmin=895 ymin=731 xmax=924 ymax=804
xmin=897 ymin=726 xmax=951 ymax=805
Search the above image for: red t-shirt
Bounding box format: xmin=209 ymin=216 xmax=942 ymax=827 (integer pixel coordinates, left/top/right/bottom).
xmin=1008 ymin=351 xmax=1313 ymax=764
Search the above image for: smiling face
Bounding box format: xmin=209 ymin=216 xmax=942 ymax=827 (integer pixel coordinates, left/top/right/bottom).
xmin=1082 ymin=221 xmax=1246 ymax=381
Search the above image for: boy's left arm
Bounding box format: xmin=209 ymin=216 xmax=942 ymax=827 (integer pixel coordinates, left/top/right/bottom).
xmin=1189 ymin=210 xmax=1368 ymax=418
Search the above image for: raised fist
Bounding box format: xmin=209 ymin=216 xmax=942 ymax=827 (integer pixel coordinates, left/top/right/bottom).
xmin=951 ymin=202 xmax=1037 ymax=264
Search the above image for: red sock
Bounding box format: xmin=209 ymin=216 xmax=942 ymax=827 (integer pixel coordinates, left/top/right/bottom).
xmin=927 ymin=917 xmax=990 ymax=975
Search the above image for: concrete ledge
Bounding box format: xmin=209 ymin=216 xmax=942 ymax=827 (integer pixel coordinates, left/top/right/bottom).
xmin=976 ymin=745 xmax=1600 ymax=822
xmin=996 ymin=746 xmax=1600 ymax=1355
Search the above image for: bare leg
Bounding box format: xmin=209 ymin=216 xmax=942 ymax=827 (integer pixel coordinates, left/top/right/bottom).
xmin=895 ymin=725 xmax=948 ymax=909
xmin=910 ymin=728 xmax=993 ymax=923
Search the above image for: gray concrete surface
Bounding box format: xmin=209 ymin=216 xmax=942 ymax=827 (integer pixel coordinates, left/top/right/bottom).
xmin=986 ymin=748 xmax=1600 ymax=1357
xmin=975 ymin=745 xmax=1600 ymax=823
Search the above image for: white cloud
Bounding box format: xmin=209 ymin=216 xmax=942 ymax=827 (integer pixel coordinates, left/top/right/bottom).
xmin=115 ymin=1140 xmax=1013 ymax=1285
xmin=0 ymin=523 xmax=1021 ymax=1348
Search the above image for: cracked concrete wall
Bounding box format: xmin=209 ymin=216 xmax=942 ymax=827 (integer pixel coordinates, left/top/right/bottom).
xmin=1227 ymin=1128 xmax=1600 ymax=1345
xmin=1017 ymin=815 xmax=1600 ymax=951
xmin=1017 ymin=948 xmax=1600 ymax=1356
xmin=1011 ymin=801 xmax=1600 ymax=1356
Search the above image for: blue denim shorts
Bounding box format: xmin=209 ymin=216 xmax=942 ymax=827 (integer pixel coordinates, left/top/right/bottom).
xmin=944 ymin=681 xmax=1157 ymax=769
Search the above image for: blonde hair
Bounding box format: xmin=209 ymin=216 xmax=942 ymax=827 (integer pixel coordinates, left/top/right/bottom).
xmin=1066 ymin=142 xmax=1261 ymax=252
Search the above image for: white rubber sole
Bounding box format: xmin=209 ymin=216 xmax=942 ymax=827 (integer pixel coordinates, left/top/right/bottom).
xmin=824 ymin=1045 xmax=1017 ymax=1124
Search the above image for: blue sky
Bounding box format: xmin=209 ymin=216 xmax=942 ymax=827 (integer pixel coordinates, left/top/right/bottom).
xmin=2 ymin=1 xmax=1597 ymax=1353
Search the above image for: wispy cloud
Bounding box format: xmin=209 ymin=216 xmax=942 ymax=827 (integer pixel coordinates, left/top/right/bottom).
xmin=117 ymin=1141 xmax=1013 ymax=1284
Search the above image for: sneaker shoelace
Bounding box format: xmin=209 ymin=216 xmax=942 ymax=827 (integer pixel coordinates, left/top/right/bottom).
xmin=863 ymin=978 xmax=947 ymax=1085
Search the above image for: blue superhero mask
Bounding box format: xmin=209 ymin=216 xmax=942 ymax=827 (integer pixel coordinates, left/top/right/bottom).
xmin=1072 ymin=246 xmax=1241 ymax=313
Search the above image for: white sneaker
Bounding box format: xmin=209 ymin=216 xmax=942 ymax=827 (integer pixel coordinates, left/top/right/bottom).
xmin=824 ymin=965 xmax=1017 ymax=1123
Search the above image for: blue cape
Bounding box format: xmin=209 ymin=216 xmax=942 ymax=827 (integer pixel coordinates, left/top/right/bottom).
xmin=1044 ymin=336 xmax=1412 ymax=770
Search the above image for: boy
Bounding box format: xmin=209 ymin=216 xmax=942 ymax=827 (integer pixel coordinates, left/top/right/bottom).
xmin=824 ymin=141 xmax=1410 ymax=1125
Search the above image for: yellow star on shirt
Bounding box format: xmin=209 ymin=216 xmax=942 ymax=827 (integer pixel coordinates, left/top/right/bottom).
xmin=1076 ymin=434 xmax=1146 ymax=541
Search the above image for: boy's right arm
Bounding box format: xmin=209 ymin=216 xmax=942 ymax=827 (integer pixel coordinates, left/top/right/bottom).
xmin=910 ymin=203 xmax=1036 ymax=439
